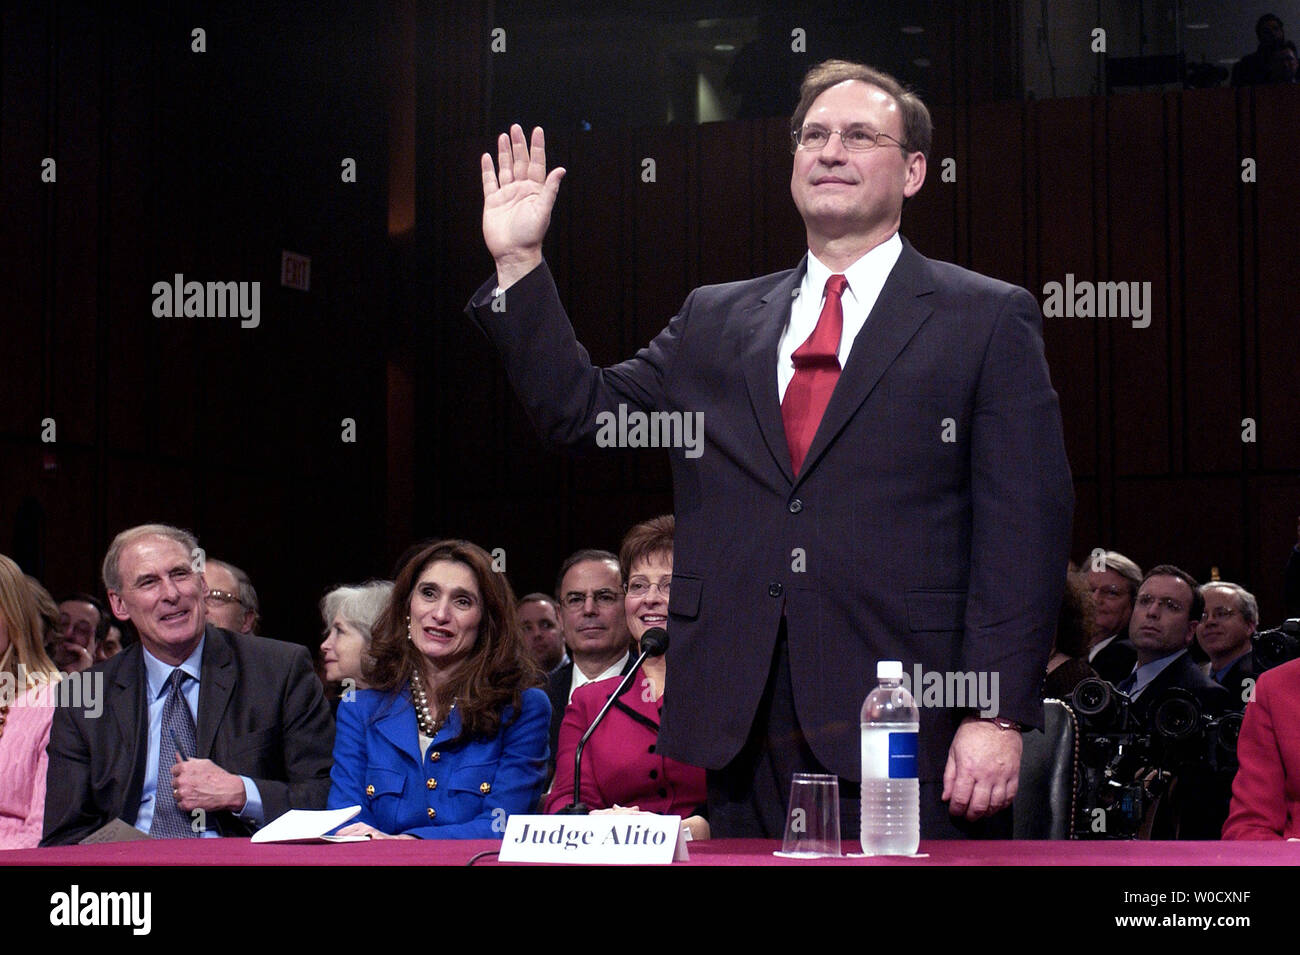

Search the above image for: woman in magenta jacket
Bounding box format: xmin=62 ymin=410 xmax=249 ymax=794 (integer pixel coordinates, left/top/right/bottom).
xmin=1222 ymin=656 xmax=1300 ymax=840
xmin=546 ymin=516 xmax=708 ymax=839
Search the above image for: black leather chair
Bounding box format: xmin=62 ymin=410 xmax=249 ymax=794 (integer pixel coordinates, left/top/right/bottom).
xmin=1013 ymin=699 xmax=1078 ymax=839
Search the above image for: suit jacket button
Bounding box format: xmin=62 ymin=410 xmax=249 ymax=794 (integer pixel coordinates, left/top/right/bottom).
xmin=480 ymin=782 xmax=491 ymax=794
xmin=427 ymin=808 xmax=436 ymax=819
xmin=431 ymin=752 xmax=440 ymax=761
xmin=365 ymin=784 xmax=375 ymax=797
xmin=768 ymin=582 xmax=783 ymax=597
xmin=788 ymin=498 xmax=803 ymax=513
xmin=427 ymin=778 xmax=437 ymax=790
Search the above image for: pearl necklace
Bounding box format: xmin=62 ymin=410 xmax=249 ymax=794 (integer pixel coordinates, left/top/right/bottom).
xmin=409 ymin=669 xmax=453 ymax=739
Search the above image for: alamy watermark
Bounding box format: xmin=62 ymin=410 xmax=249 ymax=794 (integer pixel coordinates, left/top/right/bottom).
xmin=899 ymin=664 xmax=1000 ymax=718
xmin=1041 ymin=274 xmax=1151 ymax=328
xmin=152 ymin=273 xmax=260 ymax=328
xmin=49 ymin=885 xmax=151 ymax=935
xmin=0 ymin=666 xmax=104 ymax=718
xmin=595 ymin=403 xmax=704 ymax=459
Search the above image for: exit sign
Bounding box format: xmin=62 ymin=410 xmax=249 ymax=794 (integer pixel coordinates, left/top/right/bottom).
xmin=281 ymin=251 xmax=311 ymax=291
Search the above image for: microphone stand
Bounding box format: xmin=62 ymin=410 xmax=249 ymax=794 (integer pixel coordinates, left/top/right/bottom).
xmin=557 ymin=628 xmax=667 ymax=814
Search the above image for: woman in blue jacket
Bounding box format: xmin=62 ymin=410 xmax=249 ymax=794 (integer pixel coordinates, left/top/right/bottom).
xmin=328 ymin=540 xmax=549 ymax=838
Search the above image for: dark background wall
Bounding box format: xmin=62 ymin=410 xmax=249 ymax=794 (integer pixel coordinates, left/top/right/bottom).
xmin=4 ymin=0 xmax=1297 ymax=652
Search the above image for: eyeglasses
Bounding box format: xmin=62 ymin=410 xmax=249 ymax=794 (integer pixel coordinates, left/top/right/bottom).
xmin=1090 ymin=585 xmax=1128 ymax=600
xmin=626 ymin=577 xmax=671 ymax=598
xmin=1135 ymin=593 xmax=1184 ymax=614
xmin=792 ymin=124 xmax=908 ymax=153
xmin=205 ymin=589 xmax=246 ymax=609
xmin=1203 ymin=607 xmax=1240 ymax=622
xmin=561 ymin=589 xmax=622 ymax=610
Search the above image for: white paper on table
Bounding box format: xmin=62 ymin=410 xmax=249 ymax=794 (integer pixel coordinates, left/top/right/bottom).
xmin=250 ymin=806 xmax=368 ymax=843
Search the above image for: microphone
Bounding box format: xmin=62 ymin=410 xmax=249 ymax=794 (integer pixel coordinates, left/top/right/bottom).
xmin=558 ymin=628 xmax=669 ymax=814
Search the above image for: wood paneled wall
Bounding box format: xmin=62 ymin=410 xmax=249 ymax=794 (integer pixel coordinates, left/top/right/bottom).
xmin=428 ymin=84 xmax=1300 ymax=622
xmin=5 ymin=1 xmax=1297 ymax=638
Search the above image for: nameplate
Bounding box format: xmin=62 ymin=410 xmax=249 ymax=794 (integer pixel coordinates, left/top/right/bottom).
xmin=499 ymin=815 xmax=687 ymax=864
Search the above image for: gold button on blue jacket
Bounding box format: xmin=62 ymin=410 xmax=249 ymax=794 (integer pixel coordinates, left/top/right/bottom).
xmin=327 ymin=684 xmax=549 ymax=839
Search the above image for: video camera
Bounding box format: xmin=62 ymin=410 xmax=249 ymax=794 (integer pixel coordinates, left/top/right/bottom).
xmin=1254 ymin=618 xmax=1300 ymax=672
xmin=1069 ymin=677 xmax=1240 ymax=839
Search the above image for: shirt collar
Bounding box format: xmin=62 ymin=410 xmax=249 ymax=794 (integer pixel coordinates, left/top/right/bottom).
xmin=143 ymin=635 xmax=206 ymax=701
xmin=805 ymin=232 xmax=902 ymax=302
xmin=1128 ymin=647 xmax=1187 ymax=695
xmin=1210 ymin=648 xmax=1252 ymax=683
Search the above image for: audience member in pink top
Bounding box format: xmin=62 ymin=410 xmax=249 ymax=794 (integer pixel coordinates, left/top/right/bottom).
xmin=0 ymin=554 xmax=64 ymax=848
xmin=545 ymin=516 xmax=709 ymax=839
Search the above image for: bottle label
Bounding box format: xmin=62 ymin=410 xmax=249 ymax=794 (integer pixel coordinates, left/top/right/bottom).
xmin=861 ymin=727 xmax=919 ymax=780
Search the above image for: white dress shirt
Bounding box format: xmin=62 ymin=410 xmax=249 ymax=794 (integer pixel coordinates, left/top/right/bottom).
xmin=567 ymin=651 xmax=631 ymax=703
xmin=777 ymin=233 xmax=903 ymax=402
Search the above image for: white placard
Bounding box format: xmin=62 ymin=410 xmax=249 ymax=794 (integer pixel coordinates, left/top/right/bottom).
xmin=499 ymin=815 xmax=688 ymax=864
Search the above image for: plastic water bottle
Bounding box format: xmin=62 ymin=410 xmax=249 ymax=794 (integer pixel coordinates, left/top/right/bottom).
xmin=860 ymin=660 xmax=920 ymax=855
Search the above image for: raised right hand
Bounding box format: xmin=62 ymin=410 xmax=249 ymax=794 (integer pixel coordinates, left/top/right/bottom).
xmin=480 ymin=124 xmax=566 ymax=289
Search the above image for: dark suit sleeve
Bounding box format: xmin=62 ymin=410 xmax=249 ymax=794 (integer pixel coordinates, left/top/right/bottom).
xmin=246 ymin=646 xmax=334 ymax=822
xmin=465 ymin=262 xmax=686 ymax=450
xmin=1223 ymin=675 xmax=1285 ymax=839
xmin=40 ymin=702 xmax=100 ymax=846
xmin=410 ymin=689 xmax=551 ymax=840
xmin=963 ymin=287 xmax=1075 ymax=730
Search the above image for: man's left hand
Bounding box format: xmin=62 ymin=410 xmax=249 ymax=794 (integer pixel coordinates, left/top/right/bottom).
xmin=941 ymin=716 xmax=1022 ymax=820
xmin=170 ymin=756 xmax=246 ymax=813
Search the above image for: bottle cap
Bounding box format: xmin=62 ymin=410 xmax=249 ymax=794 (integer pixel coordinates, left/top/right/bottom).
xmin=877 ymin=660 xmax=903 ymax=680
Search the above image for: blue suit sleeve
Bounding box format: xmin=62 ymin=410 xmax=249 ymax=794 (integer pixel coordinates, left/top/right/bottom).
xmin=326 ymin=695 xmax=382 ymax=830
xmin=407 ymin=689 xmax=551 ymax=840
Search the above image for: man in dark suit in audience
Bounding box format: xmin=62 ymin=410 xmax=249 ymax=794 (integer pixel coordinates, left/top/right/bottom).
xmin=1118 ymin=565 xmax=1229 ymax=722
xmin=42 ymin=524 xmax=333 ymax=845
xmin=1084 ymin=550 xmax=1142 ymax=685
xmin=1198 ymin=581 xmax=1260 ymax=712
xmin=543 ymin=550 xmax=634 ymax=781
xmin=1115 ymin=566 xmax=1230 ymax=839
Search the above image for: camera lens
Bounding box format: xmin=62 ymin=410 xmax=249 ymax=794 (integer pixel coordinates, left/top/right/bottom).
xmin=1153 ymin=695 xmax=1200 ymax=741
xmin=1072 ymin=678 xmax=1111 ymax=716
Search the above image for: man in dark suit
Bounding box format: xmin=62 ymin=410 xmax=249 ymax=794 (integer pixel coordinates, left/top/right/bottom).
xmin=543 ymin=550 xmax=634 ymax=781
xmin=1084 ymin=550 xmax=1142 ymax=685
xmin=1198 ymin=581 xmax=1260 ymax=712
xmin=1119 ymin=566 xmax=1229 ymax=722
xmin=1114 ymin=566 xmax=1230 ymax=838
xmin=42 ymin=524 xmax=333 ymax=845
xmin=468 ymin=61 xmax=1073 ymax=838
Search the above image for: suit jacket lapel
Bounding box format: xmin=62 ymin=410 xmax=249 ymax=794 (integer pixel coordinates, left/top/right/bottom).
xmin=740 ymin=259 xmax=806 ymax=485
xmin=796 ymin=241 xmax=936 ymax=485
xmin=111 ymin=646 xmax=147 ymax=824
xmin=196 ymin=624 xmax=235 ymax=758
xmin=375 ymin=687 xmax=422 ymax=767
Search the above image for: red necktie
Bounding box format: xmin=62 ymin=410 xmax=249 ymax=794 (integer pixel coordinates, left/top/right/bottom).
xmin=782 ymin=274 xmax=847 ymax=476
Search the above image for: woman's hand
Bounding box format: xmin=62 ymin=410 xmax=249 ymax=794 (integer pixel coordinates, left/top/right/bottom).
xmin=336 ymin=822 xmax=416 ymax=840
xmin=682 ymin=815 xmax=710 ymax=841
